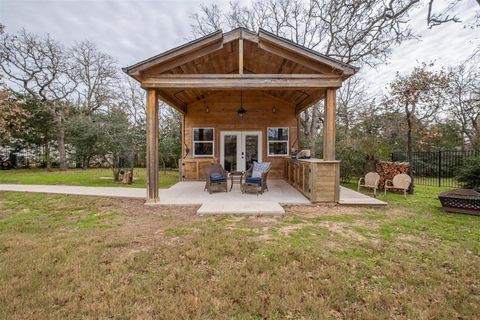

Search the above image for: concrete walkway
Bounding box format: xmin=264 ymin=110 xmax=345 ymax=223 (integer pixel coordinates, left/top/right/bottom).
xmin=339 ymin=187 xmax=387 ymax=206
xmin=0 ymin=182 xmax=384 ymax=215
xmin=0 ymin=184 xmax=146 ymax=198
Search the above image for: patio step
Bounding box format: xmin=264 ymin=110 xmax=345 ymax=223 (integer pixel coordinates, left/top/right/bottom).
xmin=197 ymin=201 xmax=285 ymax=216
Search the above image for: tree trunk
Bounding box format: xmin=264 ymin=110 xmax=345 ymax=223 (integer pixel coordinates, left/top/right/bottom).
xmin=309 ymin=104 xmax=320 ymax=157
xmin=56 ymin=116 xmax=67 ymax=171
xmin=112 ymin=165 xmax=120 ymax=182
xmin=405 ymin=107 xmax=414 ymax=194
xmin=129 ymin=149 xmax=135 ymax=182
xmin=111 ymin=155 xmax=121 ymax=182
xmin=406 ymin=111 xmax=412 ymax=165
xmin=44 ymin=139 xmax=52 ymax=171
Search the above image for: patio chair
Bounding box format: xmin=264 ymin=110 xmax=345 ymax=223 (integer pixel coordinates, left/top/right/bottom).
xmin=242 ymin=161 xmax=271 ymax=195
xmin=384 ymin=173 xmax=412 ymax=199
xmin=203 ymin=163 xmax=228 ymax=194
xmin=357 ymin=172 xmax=380 ymax=197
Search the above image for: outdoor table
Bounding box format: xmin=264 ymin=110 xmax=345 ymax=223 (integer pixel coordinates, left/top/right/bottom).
xmin=229 ymin=171 xmax=243 ymax=191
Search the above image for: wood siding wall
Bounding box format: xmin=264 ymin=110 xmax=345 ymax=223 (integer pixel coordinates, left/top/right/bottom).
xmin=181 ymin=90 xmax=299 ymax=180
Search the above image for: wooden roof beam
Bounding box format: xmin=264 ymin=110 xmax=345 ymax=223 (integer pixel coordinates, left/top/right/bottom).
xmin=258 ymin=29 xmax=357 ymax=76
xmin=125 ymin=31 xmax=223 ymax=76
xmin=140 ymin=41 xmax=224 ymax=76
xmin=156 ymin=89 xmax=187 ymax=114
xmin=258 ymin=41 xmax=336 ymax=75
xmin=295 ymin=90 xmax=326 ymax=115
xmin=141 ymin=74 xmax=342 ymax=89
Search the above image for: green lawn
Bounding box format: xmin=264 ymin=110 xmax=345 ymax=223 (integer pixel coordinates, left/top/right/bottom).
xmin=0 ymin=168 xmax=178 ymax=188
xmin=1 ymin=185 xmax=479 ymax=319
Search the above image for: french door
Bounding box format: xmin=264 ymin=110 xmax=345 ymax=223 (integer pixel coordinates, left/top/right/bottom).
xmin=220 ymin=131 xmax=262 ymax=172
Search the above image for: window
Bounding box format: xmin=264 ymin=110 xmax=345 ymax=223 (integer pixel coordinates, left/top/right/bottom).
xmin=193 ymin=128 xmax=214 ymax=156
xmin=268 ymin=127 xmax=289 ymax=156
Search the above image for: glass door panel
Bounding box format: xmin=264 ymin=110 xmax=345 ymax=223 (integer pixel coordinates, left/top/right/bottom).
xmin=244 ymin=134 xmax=259 ymax=170
xmin=221 ymin=131 xmax=261 ymax=172
xmin=223 ymin=134 xmax=238 ymax=172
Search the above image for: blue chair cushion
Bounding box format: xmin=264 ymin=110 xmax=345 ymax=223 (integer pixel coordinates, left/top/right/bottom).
xmin=210 ymin=173 xmax=225 ymax=181
xmin=246 ymin=176 xmax=262 ymax=185
xmin=251 ymin=161 xmax=271 ymax=178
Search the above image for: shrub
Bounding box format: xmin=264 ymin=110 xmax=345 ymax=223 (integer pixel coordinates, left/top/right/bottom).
xmin=337 ymin=146 xmax=364 ymax=183
xmin=458 ymin=156 xmax=480 ymax=191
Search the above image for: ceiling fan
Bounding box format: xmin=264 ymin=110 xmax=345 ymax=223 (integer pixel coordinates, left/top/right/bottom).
xmin=237 ymin=90 xmax=266 ymax=117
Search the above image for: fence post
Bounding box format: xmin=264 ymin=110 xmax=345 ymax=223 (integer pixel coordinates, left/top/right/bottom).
xmin=438 ymin=151 xmax=441 ymax=187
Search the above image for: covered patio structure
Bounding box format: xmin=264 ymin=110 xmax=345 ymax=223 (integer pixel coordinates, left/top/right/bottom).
xmin=123 ymin=28 xmax=360 ymax=206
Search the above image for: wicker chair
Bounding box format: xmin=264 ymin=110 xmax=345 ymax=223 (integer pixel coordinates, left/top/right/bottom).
xmin=203 ymin=163 xmax=228 ymax=194
xmin=242 ymin=162 xmax=271 ymax=195
xmin=384 ymin=173 xmax=412 ymax=199
xmin=357 ymin=172 xmax=380 ymax=197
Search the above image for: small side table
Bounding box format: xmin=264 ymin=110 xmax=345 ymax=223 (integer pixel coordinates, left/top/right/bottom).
xmin=229 ymin=171 xmax=243 ymax=191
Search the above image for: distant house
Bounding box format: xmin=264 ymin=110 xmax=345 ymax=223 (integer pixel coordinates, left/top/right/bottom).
xmin=123 ymin=28 xmax=358 ymax=203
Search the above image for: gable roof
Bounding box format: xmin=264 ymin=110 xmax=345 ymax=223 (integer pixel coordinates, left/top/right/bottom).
xmin=123 ymin=27 xmax=358 ymax=78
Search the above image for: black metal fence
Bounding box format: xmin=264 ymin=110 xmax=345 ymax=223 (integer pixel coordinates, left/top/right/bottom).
xmin=391 ymin=150 xmax=480 ymax=188
xmin=0 ymin=146 xmax=148 ymax=169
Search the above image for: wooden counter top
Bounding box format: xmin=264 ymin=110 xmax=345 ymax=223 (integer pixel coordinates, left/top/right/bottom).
xmin=288 ymin=158 xmax=340 ymax=164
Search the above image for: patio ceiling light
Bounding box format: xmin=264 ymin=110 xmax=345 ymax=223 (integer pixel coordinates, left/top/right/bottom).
xmin=237 ymin=106 xmax=247 ymax=117
xmin=237 ymin=90 xmax=246 ymax=118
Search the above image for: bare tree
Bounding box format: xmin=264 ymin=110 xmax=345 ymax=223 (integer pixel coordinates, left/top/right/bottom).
xmin=190 ymin=0 xmax=422 ymax=155
xmin=70 ymin=41 xmax=119 ymax=115
xmin=190 ymin=4 xmax=224 ymax=39
xmin=386 ymin=63 xmax=450 ymax=191
xmin=0 ymin=29 xmax=78 ymax=170
xmin=118 ymin=76 xmax=146 ymax=173
xmin=337 ymin=76 xmax=373 ymax=135
xmin=447 ymin=59 xmax=480 ymax=150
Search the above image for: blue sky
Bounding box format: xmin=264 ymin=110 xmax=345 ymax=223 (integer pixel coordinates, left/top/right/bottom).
xmin=1 ymin=0 xmax=478 ymax=96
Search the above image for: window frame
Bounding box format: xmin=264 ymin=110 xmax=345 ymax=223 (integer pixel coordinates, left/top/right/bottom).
xmin=192 ymin=127 xmax=215 ymax=157
xmin=267 ymin=127 xmax=289 ymax=157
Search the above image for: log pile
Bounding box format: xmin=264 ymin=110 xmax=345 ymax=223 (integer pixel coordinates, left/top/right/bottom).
xmin=375 ymin=160 xmax=410 ymax=190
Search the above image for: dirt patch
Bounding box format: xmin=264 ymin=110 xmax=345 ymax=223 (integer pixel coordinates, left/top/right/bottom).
xmin=82 ymin=197 xmax=202 ymax=252
xmin=278 ymin=224 xmax=306 ymax=235
xmin=284 ymin=204 xmax=383 ymax=217
xmin=319 ymin=221 xmax=369 ymax=242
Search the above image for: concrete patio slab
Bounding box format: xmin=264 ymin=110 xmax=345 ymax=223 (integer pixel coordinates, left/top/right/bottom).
xmin=197 ymin=201 xmax=285 ymax=216
xmin=159 ymin=180 xmax=310 ymax=205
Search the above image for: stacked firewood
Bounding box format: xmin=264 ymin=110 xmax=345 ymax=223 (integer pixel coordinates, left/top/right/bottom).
xmin=375 ymin=160 xmax=410 ymax=190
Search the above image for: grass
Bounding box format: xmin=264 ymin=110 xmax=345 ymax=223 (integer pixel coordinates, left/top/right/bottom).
xmin=1 ymin=186 xmax=479 ymax=319
xmin=0 ymin=168 xmax=178 ymax=188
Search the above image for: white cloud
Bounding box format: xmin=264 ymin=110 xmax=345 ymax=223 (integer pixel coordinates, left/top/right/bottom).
xmin=1 ymin=0 xmax=478 ymax=88
xmin=362 ymin=0 xmax=479 ymax=96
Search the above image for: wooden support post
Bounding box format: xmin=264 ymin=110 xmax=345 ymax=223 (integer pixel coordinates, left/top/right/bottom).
xmin=239 ymin=38 xmax=244 ymax=74
xmin=180 ymin=113 xmax=185 ymax=182
xmin=323 ymin=88 xmax=336 ymax=161
xmin=296 ymin=114 xmax=301 ymax=150
xmin=146 ymin=89 xmax=159 ymax=203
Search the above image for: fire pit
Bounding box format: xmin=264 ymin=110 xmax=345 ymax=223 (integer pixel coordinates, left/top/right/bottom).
xmin=438 ymin=188 xmax=480 ymax=216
